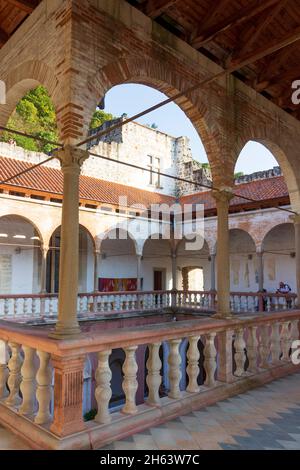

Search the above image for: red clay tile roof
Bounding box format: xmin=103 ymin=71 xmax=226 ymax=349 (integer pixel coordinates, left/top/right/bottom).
xmin=181 ymin=176 xmax=290 ymax=210
xmin=0 ymin=156 xmax=290 ymax=211
xmin=0 ymin=156 xmax=174 ymax=207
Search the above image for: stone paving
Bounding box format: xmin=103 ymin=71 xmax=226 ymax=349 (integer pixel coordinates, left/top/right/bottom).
xmin=101 ymin=373 xmax=300 ymax=451
xmin=0 ymin=373 xmax=299 ymax=450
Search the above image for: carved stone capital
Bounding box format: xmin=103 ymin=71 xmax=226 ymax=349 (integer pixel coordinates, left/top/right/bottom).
xmin=212 ymin=187 xmax=234 ymax=204
xmin=55 ymin=145 xmax=89 ymax=174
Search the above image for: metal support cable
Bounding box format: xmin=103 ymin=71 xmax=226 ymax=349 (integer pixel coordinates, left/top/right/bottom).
xmin=0 ymin=126 xmax=63 ymax=148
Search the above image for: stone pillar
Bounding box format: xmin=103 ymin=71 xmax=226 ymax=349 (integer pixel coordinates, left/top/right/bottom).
xmin=136 ymin=254 xmax=142 ymax=291
xmin=213 ymin=188 xmax=233 ymax=318
xmin=50 ymin=146 xmax=88 ymax=339
xmin=50 ymin=355 xmax=86 ymax=437
xmin=210 ymin=252 xmax=216 ymax=291
xmin=40 ymin=245 xmax=48 ymax=294
xmin=171 ymin=251 xmax=177 ymax=290
xmin=293 ymin=215 xmax=300 ymax=307
xmin=94 ymin=249 xmax=100 ymax=292
xmin=256 ymin=249 xmax=264 ymax=292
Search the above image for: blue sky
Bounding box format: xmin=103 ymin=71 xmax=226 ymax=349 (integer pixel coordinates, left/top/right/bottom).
xmin=104 ymin=84 xmax=278 ymax=175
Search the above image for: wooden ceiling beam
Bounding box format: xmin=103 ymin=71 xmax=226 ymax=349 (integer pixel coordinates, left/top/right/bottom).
xmin=228 ymin=26 xmax=300 ymax=71
xmin=255 ymin=67 xmax=300 ymax=92
xmin=191 ymin=0 xmax=280 ymax=49
xmin=255 ymin=44 xmax=298 ymax=85
xmin=6 ymin=0 xmax=38 ymax=14
xmin=0 ymin=28 xmax=9 ymax=46
xmin=227 ymin=0 xmax=288 ymax=66
xmin=191 ymin=0 xmax=231 ymax=39
xmin=141 ymin=0 xmax=180 ymax=19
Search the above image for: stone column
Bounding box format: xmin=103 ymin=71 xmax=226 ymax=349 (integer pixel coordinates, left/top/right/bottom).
xmin=256 ymin=249 xmax=264 ymax=292
xmin=293 ymin=215 xmax=300 ymax=307
xmin=94 ymin=249 xmax=100 ymax=292
xmin=210 ymin=252 xmax=216 ymax=291
xmin=136 ymin=254 xmax=142 ymax=290
xmin=171 ymin=251 xmax=177 ymax=290
xmin=50 ymin=146 xmax=88 ymax=339
xmin=40 ymin=245 xmax=48 ymax=294
xmin=213 ymin=188 xmax=233 ymax=318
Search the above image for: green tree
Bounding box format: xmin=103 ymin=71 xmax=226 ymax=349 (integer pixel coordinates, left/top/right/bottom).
xmin=90 ymin=109 xmax=115 ymax=130
xmin=3 ymin=85 xmax=58 ymax=153
xmin=2 ymin=86 xmax=118 ymax=153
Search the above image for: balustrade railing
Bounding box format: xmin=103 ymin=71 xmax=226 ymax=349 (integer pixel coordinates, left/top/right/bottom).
xmin=0 ymin=290 xmax=297 ymax=322
xmin=0 ymin=310 xmax=299 ymax=449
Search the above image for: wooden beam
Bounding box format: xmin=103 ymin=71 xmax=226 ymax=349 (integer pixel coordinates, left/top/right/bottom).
xmin=6 ymin=0 xmax=37 ymax=14
xmin=142 ymin=0 xmax=180 ymax=19
xmin=191 ymin=0 xmax=280 ymax=49
xmin=255 ymin=66 xmax=300 ymax=92
xmin=227 ymin=0 xmax=288 ymax=66
xmin=0 ymin=27 xmax=9 ymax=46
xmin=255 ymin=43 xmax=297 ymax=85
xmin=191 ymin=0 xmax=231 ymax=40
xmin=228 ymin=26 xmax=300 ymax=71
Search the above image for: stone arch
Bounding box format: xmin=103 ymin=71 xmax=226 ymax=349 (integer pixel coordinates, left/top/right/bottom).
xmin=0 ymin=213 xmax=44 ymax=247
xmin=228 ymin=228 xmax=257 ymax=254
xmin=85 ymin=57 xmax=222 ymax=181
xmin=262 ymin=222 xmax=295 ymax=253
xmin=97 ymin=227 xmax=138 ymax=255
xmin=0 ymin=60 xmax=61 ymax=130
xmin=235 ymin=126 xmax=300 ymax=213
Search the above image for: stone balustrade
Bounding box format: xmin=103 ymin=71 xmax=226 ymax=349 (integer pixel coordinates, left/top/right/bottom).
xmin=0 ymin=290 xmax=297 ymax=323
xmin=0 ymin=310 xmax=299 ymax=449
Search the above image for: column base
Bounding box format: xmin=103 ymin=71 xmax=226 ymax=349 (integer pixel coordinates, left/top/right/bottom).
xmin=212 ymin=312 xmax=234 ymax=320
xmin=49 ymin=323 xmax=81 ymax=339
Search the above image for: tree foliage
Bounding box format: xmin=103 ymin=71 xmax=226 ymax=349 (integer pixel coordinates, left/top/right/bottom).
xmin=2 ymin=86 xmax=117 ymax=153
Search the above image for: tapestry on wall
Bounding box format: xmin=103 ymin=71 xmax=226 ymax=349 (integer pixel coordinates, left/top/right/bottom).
xmin=98 ymin=278 xmax=137 ymax=292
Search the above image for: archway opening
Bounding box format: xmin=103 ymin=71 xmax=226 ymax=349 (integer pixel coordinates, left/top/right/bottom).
xmin=229 ymin=229 xmax=257 ymax=292
xmin=262 ymin=223 xmax=295 ymax=293
xmin=142 ymin=236 xmax=172 ymax=291
xmin=98 ymin=228 xmax=138 ymax=292
xmin=46 ymin=225 xmax=94 ymax=294
xmin=176 ymin=237 xmax=210 ymax=291
xmin=0 ymin=215 xmax=42 ymax=294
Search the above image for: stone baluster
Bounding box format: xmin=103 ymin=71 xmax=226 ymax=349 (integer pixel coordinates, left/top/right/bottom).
xmin=246 ymin=326 xmax=258 ymax=373
xmin=204 ymin=333 xmax=217 ymax=387
xmin=35 ymin=351 xmax=52 ymax=425
xmin=24 ymin=298 xmax=29 ymax=317
xmin=6 ymin=342 xmax=22 ymax=407
xmin=270 ymin=322 xmax=281 ymax=365
xmin=4 ymin=298 xmax=9 ymax=317
xmin=290 ymin=319 xmax=299 ymax=344
xmin=14 ymin=299 xmax=18 ymax=317
xmin=259 ymin=324 xmax=271 ymax=368
xmin=186 ymin=336 xmax=200 ymax=393
xmin=40 ymin=296 xmax=46 ymax=318
xmin=49 ymin=298 xmax=54 ymax=316
xmin=0 ymin=340 xmax=9 ymax=399
xmin=122 ymin=346 xmax=138 ymax=414
xmin=95 ymin=350 xmax=112 ymax=424
xmin=280 ymin=321 xmax=291 ymax=361
xmin=146 ymin=343 xmax=162 ymax=406
xmin=168 ymin=339 xmax=182 ymax=399
xmin=19 ymin=347 xmax=37 ymax=415
xmin=234 ymin=328 xmax=246 ymax=376
xmin=32 ymin=298 xmax=38 ymax=318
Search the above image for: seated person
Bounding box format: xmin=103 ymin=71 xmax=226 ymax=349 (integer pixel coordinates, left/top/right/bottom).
xmin=277 ymin=281 xmax=292 ymax=308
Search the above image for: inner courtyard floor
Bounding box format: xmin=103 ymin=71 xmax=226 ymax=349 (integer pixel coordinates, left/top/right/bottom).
xmin=0 ymin=373 xmax=300 ymax=450
xmin=101 ymin=373 xmax=300 ymax=451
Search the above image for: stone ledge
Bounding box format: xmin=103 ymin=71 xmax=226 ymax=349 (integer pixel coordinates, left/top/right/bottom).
xmin=0 ymin=362 xmax=299 ymax=450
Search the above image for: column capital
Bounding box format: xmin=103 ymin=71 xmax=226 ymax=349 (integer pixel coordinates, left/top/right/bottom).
xmin=290 ymin=213 xmax=300 ymax=225
xmin=212 ymin=187 xmax=234 ymax=204
xmin=55 ymin=145 xmax=89 ymax=173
